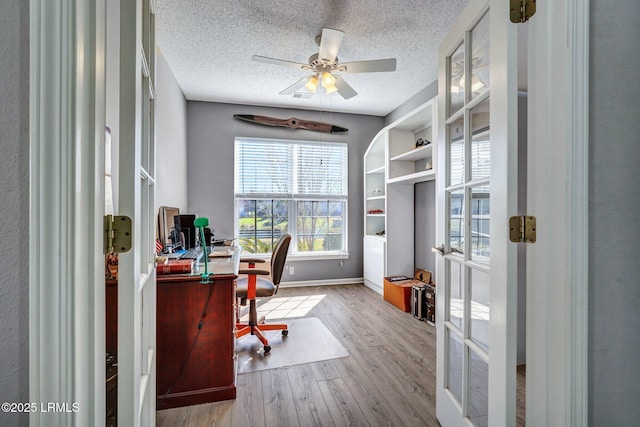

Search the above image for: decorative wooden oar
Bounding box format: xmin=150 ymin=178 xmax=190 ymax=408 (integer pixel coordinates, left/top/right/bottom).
xmin=234 ymin=114 xmax=348 ymax=133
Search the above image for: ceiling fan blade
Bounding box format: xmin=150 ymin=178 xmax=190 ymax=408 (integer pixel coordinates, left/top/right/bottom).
xmin=252 ymin=55 xmax=308 ymax=71
xmin=279 ymin=76 xmax=312 ymax=95
xmin=340 ymin=58 xmax=397 ymax=73
xmin=318 ymin=28 xmax=344 ymax=64
xmin=334 ymin=76 xmax=357 ymax=100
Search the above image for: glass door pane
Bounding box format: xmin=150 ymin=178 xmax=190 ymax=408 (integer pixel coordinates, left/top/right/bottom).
xmin=470 ymin=12 xmax=490 ymax=100
xmin=448 ymin=260 xmax=464 ymax=331
xmin=471 ymin=97 xmax=491 ymax=181
xmin=449 ymin=42 xmax=465 ymax=115
xmin=449 ymin=189 xmax=465 ymax=253
xmin=447 ymin=330 xmax=464 ymax=405
xmin=468 ymin=349 xmax=489 ymax=426
xmin=471 ymin=186 xmax=490 ymax=261
xmin=470 ymin=268 xmax=490 ymax=352
xmin=448 ymin=116 xmax=465 ymax=186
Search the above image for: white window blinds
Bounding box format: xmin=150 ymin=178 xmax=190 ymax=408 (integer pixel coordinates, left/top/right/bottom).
xmin=235 ymin=138 xmax=348 ymax=199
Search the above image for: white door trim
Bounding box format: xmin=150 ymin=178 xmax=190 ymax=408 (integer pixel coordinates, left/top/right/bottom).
xmin=29 ymin=0 xmax=106 ymax=425
xmin=526 ymin=0 xmax=589 ymax=425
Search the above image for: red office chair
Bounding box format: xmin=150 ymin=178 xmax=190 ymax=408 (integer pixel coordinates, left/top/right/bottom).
xmin=236 ymin=234 xmax=291 ymax=353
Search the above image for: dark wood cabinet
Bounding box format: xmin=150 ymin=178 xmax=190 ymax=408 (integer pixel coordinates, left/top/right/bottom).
xmin=155 ymin=274 xmax=237 ymax=409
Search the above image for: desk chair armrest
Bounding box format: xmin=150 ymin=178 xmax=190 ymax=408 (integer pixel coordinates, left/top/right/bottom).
xmin=240 ymin=257 xmax=266 ymax=264
xmin=239 ymin=269 xmax=270 ymax=276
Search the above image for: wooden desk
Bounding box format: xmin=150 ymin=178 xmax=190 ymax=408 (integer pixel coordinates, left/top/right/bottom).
xmin=106 ymin=248 xmax=240 ymax=411
xmin=156 ymin=271 xmax=237 ymax=409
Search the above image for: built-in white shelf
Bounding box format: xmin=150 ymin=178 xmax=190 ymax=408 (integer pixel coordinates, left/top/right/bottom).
xmin=367 ymin=195 xmax=386 ymax=201
xmin=364 ymin=234 xmax=386 ymax=241
xmin=366 ymin=165 xmax=385 ymax=174
xmin=390 ymin=144 xmax=433 ymax=162
xmin=387 ymin=169 xmax=436 ymax=185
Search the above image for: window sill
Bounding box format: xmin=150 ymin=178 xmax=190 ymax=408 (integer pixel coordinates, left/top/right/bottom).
xmin=238 ymin=252 xmax=350 ymax=262
xmin=288 ymin=252 xmax=350 ymax=261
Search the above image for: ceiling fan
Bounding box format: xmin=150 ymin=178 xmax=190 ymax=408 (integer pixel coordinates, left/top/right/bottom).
xmin=252 ymin=28 xmax=397 ymax=100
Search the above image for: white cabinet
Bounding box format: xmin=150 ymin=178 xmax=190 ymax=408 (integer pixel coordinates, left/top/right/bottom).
xmin=363 ymin=98 xmax=437 ymax=294
xmin=363 ymin=235 xmax=385 ymax=294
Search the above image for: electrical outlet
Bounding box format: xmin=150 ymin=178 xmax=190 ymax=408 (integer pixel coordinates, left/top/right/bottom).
xmin=289 ymin=266 xmax=294 ymax=275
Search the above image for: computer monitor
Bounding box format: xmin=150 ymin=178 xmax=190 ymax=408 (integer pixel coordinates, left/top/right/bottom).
xmin=177 ymin=214 xmax=197 ymax=249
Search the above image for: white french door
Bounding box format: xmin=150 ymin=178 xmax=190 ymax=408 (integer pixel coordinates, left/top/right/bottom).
xmin=117 ymin=0 xmax=157 ymax=425
xmin=435 ymin=0 xmax=520 ymax=426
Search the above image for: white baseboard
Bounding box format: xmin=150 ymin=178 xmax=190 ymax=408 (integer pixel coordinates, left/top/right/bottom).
xmin=279 ymin=277 xmax=364 ymax=288
xmin=363 ymin=279 xmax=383 ymax=295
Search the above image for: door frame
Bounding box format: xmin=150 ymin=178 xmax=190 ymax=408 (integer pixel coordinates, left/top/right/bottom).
xmin=27 ymin=0 xmax=589 ymax=425
xmin=525 ymin=0 xmax=589 ymax=425
xmin=29 ymin=0 xmax=107 ymax=425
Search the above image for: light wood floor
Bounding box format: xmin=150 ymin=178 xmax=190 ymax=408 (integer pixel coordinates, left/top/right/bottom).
xmin=157 ymin=284 xmax=525 ymax=427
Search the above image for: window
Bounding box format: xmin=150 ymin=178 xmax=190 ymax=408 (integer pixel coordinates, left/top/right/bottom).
xmin=235 ymin=137 xmax=348 ymax=257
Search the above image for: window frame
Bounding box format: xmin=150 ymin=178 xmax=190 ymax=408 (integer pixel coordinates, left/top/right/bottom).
xmin=234 ymin=137 xmax=350 ymax=260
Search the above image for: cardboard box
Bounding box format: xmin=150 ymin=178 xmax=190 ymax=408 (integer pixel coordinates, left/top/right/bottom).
xmin=384 ymin=277 xmax=424 ymax=312
xmin=414 ymin=268 xmax=434 ymax=285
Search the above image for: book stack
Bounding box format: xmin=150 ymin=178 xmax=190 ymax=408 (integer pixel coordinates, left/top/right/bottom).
xmin=157 ymin=259 xmax=194 ymax=275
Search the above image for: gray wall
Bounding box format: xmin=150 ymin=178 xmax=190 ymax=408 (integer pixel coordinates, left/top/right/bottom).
xmin=588 ymin=0 xmax=640 ymax=424
xmin=415 ymin=181 xmax=436 ymax=273
xmin=186 ymin=101 xmax=384 ymax=282
xmin=0 ymin=1 xmax=29 ymax=426
xmin=384 ymin=80 xmax=438 ymax=127
xmin=155 ymin=52 xmax=188 ymax=212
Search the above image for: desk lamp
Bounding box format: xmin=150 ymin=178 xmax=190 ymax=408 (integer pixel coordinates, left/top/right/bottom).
xmin=193 ymin=217 xmax=210 ymax=283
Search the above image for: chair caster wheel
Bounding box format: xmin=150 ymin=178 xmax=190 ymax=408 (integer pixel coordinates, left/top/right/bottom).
xmin=282 ymin=330 xmax=289 ymax=337
xmin=264 ymin=345 xmax=271 ymax=354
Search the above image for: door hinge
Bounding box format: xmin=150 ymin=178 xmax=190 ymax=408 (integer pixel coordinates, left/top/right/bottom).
xmin=104 ymin=215 xmax=132 ymax=253
xmin=509 ymin=216 xmax=536 ymax=243
xmin=510 ymin=0 xmax=537 ymax=23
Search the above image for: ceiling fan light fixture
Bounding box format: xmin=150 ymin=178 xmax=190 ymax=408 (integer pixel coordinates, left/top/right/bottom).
xmin=305 ymin=75 xmax=318 ymax=92
xmin=253 ymin=28 xmax=397 ymax=100
xmin=321 ymin=71 xmax=336 ymax=89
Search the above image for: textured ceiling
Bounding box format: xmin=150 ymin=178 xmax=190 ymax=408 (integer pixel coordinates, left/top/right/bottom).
xmin=156 ymin=0 xmax=469 ymax=116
